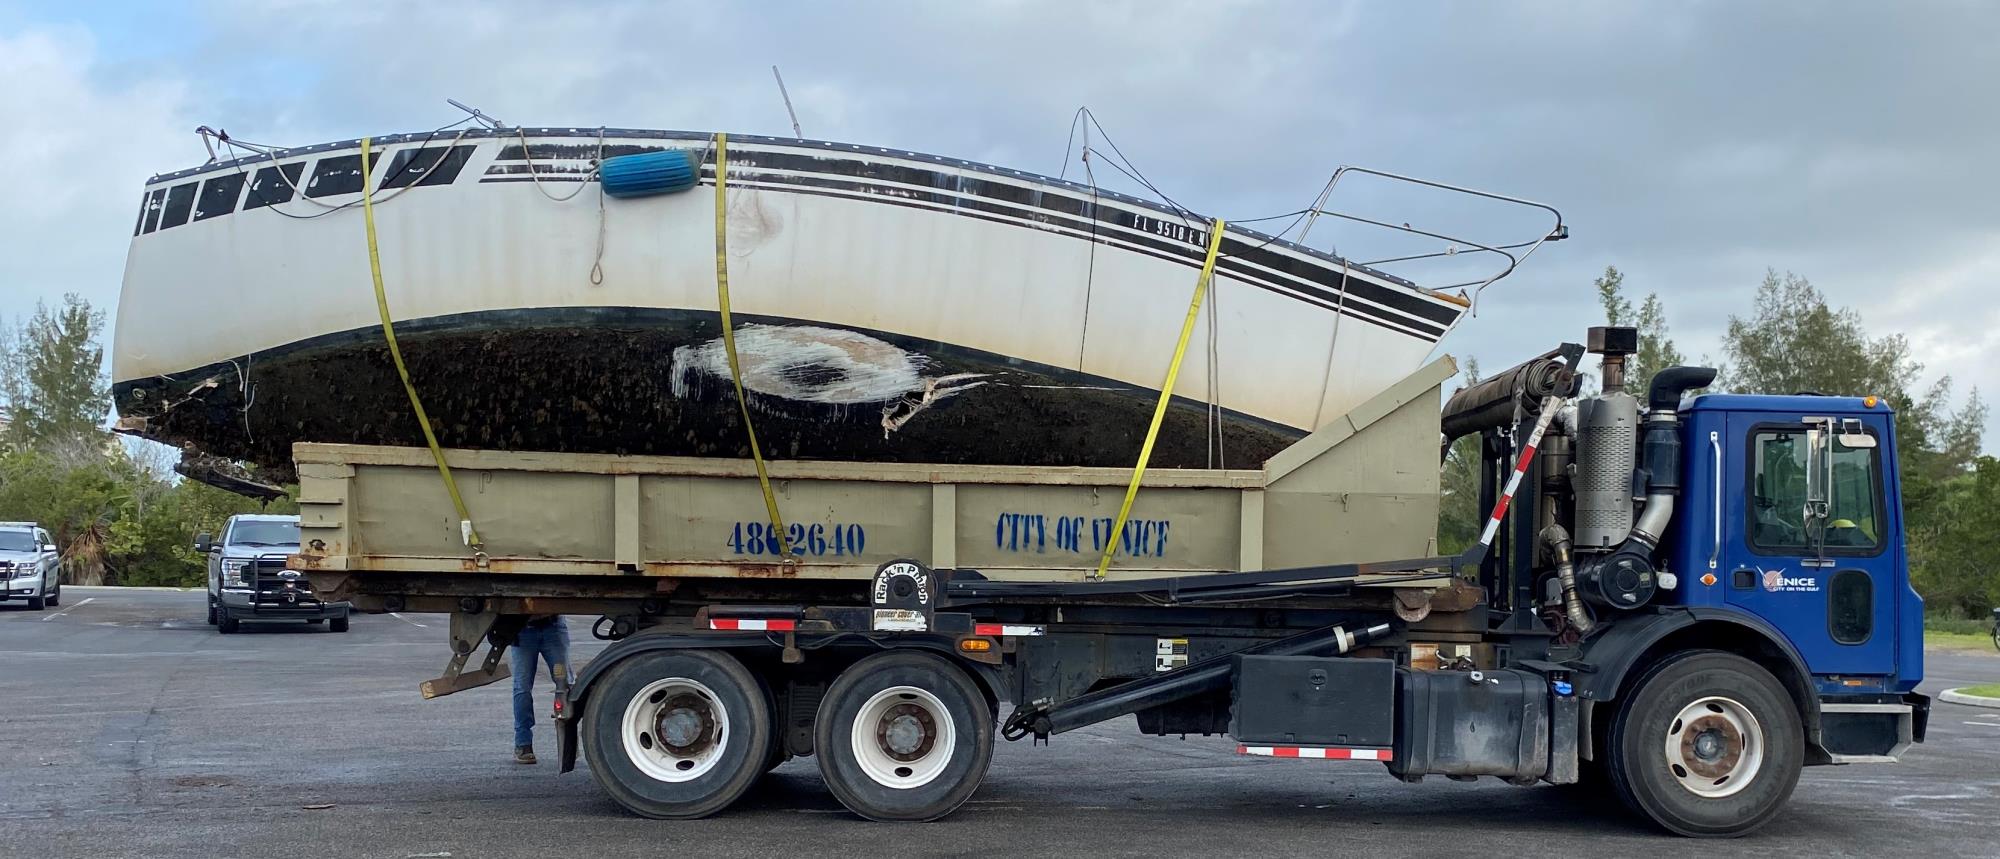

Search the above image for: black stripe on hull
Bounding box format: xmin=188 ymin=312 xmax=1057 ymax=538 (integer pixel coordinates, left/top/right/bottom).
xmin=703 ymin=172 xmax=1451 ymax=341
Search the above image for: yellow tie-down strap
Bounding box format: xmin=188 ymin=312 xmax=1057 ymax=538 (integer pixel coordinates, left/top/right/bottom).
xmin=713 ymin=133 xmax=794 ymax=558
xmin=1095 ymin=217 xmax=1228 ymax=578
xmin=358 ymin=137 xmax=484 ymax=553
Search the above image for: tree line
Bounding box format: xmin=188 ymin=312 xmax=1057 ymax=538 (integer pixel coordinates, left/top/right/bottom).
xmin=0 ymin=295 xmax=294 ymax=587
xmin=1439 ymin=267 xmax=1994 ymax=619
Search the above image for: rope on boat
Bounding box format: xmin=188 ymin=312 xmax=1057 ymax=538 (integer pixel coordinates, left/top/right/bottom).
xmin=358 ymin=137 xmax=486 ymax=558
xmin=1095 ymin=216 xmax=1228 ymax=580
xmin=713 ymin=132 xmax=795 ymax=559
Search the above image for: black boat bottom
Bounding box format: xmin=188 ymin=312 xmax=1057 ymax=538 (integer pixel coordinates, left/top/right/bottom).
xmin=114 ymin=307 xmax=1303 ymax=482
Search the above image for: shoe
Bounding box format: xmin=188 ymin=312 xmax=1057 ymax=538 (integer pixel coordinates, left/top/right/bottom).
xmin=514 ymin=745 xmax=538 ymax=765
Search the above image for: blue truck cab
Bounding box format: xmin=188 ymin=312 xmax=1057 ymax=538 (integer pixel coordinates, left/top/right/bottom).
xmin=1667 ymin=394 xmax=1924 ymax=757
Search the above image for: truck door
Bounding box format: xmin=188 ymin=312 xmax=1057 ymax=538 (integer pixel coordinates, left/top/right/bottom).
xmin=1722 ymin=413 xmax=1899 ymax=676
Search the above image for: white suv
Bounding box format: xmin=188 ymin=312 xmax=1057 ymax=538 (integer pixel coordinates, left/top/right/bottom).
xmin=0 ymin=522 xmax=61 ymax=610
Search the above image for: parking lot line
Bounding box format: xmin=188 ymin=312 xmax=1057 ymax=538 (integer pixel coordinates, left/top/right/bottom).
xmin=40 ymin=597 xmax=94 ymax=621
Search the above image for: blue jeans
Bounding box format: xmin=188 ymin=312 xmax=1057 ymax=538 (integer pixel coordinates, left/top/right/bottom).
xmin=511 ymin=619 xmax=572 ymax=748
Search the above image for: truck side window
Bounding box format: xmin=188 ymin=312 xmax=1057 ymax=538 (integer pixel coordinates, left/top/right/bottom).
xmin=1749 ymin=428 xmax=1883 ymax=555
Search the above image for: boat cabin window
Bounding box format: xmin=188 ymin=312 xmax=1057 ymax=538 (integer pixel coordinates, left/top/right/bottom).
xmin=306 ymin=154 xmax=366 ymax=198
xmin=244 ymin=163 xmax=304 ymax=209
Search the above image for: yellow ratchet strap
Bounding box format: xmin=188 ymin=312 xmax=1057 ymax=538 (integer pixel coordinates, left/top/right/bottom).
xmin=359 ymin=137 xmax=484 ymax=552
xmin=713 ymin=133 xmax=794 ymax=558
xmin=1095 ymin=217 xmax=1228 ymax=579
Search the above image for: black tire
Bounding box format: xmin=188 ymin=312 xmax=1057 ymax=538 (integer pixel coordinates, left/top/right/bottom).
xmin=207 ymin=599 xmax=218 ymax=625
xmin=329 ymin=616 xmax=350 ymax=633
xmin=814 ymin=651 xmax=994 ymax=822
xmin=218 ymin=614 xmax=240 ymax=634
xmin=27 ymin=594 xmax=46 ymax=611
xmin=759 ymin=674 xmax=789 ymax=775
xmin=581 ymin=649 xmax=771 ymax=819
xmin=1606 ymin=650 xmax=1803 ymax=837
xmin=46 ymin=586 xmax=58 ymax=607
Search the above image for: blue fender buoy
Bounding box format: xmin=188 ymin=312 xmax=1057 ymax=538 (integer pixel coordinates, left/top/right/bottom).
xmin=599 ymin=150 xmax=699 ymax=199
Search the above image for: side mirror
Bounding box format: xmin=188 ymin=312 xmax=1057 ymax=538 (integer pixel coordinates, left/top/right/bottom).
xmin=194 ymin=533 xmax=213 ymax=553
xmin=40 ymin=543 xmax=55 ymax=553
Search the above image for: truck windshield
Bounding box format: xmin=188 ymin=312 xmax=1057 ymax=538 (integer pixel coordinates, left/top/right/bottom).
xmin=229 ymin=521 xmax=299 ymax=546
xmin=0 ymin=531 xmax=37 ymax=552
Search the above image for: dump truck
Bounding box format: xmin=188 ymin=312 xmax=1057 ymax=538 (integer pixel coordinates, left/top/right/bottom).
xmin=292 ymin=327 xmax=1927 ymax=837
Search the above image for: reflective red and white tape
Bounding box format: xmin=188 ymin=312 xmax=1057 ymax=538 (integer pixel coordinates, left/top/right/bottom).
xmin=1474 ymin=395 xmax=1567 ymax=550
xmin=1237 ymin=745 xmax=1393 ymax=761
xmin=708 ymin=618 xmax=796 ymax=631
xmin=973 ymin=623 xmax=1046 ymax=637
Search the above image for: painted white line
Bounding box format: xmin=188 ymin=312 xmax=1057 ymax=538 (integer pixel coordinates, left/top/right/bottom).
xmin=1965 ymin=721 xmax=2000 ymax=728
xmin=40 ymin=597 xmax=94 ymax=621
xmin=390 ymin=612 xmax=428 ymax=628
xmin=65 ymin=585 xmax=200 ymax=593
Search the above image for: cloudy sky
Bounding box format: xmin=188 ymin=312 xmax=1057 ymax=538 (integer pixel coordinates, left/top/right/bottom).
xmin=3 ymin=1 xmax=1996 ymax=443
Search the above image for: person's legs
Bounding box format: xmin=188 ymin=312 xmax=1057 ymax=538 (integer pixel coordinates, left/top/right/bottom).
xmin=545 ymin=622 xmax=573 ymax=694
xmin=511 ymin=625 xmax=545 ymax=755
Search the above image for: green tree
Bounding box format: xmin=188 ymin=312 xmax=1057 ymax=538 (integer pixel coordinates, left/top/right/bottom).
xmin=1594 ymin=266 xmax=1686 ymax=393
xmin=1718 ymin=269 xmax=1988 ymax=615
xmin=1437 ymin=358 xmax=1483 ymax=555
xmin=1918 ymin=457 xmax=2000 ymax=616
xmin=1 ymin=294 xmax=110 ymax=450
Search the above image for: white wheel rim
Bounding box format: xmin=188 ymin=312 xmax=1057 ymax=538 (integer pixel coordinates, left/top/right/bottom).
xmin=1663 ymin=695 xmax=1765 ymax=799
xmin=621 ymin=678 xmax=729 ymax=783
xmin=849 ymin=685 xmax=956 ymax=790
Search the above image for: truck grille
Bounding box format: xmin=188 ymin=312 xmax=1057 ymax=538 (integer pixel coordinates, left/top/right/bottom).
xmin=248 ymin=557 xmax=320 ymax=606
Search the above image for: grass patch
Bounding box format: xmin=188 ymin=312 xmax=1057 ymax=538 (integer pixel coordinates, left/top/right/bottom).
xmin=1926 ymin=616 xmax=1993 ymax=636
xmin=1960 ymin=683 xmax=2000 ymax=699
xmin=1925 ymin=630 xmax=1997 ymax=652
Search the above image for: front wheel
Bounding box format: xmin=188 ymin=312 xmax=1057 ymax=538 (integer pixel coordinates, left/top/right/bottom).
xmin=218 ymin=615 xmax=240 ymax=634
xmin=329 ymin=616 xmax=350 ymax=633
xmin=26 ymin=594 xmax=45 ymax=611
xmin=207 ymin=599 xmax=218 ymax=625
xmin=815 ymin=651 xmax=994 ymax=822
xmin=1606 ymin=650 xmax=1803 ymax=837
xmin=581 ymin=649 xmax=772 ymax=819
xmin=45 ymin=585 xmax=58 ymax=607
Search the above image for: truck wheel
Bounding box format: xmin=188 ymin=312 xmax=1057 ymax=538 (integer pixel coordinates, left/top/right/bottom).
xmin=218 ymin=615 xmax=240 ymax=634
xmin=46 ymin=586 xmax=58 ymax=607
xmin=329 ymin=616 xmax=350 ymax=633
xmin=27 ymin=594 xmax=46 ymax=611
xmin=207 ymin=599 xmax=218 ymax=625
xmin=1606 ymin=650 xmax=1802 ymax=837
xmin=814 ymin=651 xmax=993 ymax=822
xmin=582 ymin=649 xmax=771 ymax=819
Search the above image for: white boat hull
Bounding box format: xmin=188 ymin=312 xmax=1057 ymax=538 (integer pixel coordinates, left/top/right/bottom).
xmin=114 ymin=129 xmax=1464 ymax=471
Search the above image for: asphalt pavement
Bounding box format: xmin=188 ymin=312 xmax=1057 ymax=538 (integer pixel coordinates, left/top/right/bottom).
xmin=2 ymin=587 xmax=1996 ymax=858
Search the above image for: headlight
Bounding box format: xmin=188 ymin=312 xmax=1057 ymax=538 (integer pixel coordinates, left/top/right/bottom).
xmin=221 ymin=559 xmax=251 ymax=587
